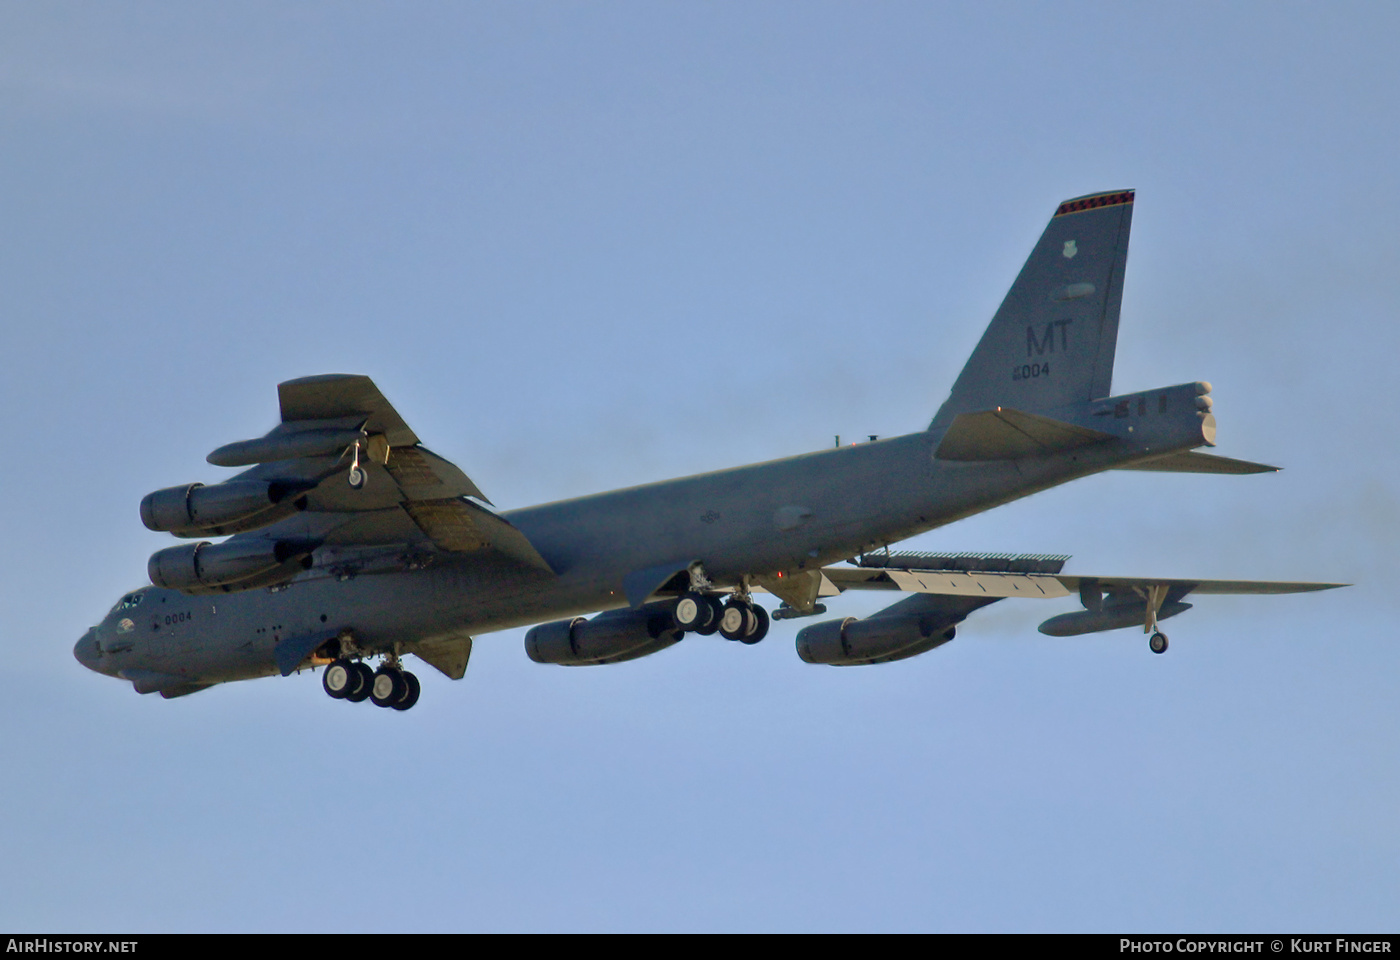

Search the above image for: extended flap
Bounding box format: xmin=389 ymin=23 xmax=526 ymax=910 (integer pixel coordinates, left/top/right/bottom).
xmin=402 ymin=498 xmax=554 ymax=572
xmin=385 ymin=445 xmax=490 ymax=503
xmin=886 ymin=569 xmax=1074 ymax=599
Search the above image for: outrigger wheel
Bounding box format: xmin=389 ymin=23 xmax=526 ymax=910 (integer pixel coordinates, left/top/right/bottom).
xmin=1149 ymin=632 xmax=1169 ymax=654
xmin=347 ymin=439 xmax=367 ymax=489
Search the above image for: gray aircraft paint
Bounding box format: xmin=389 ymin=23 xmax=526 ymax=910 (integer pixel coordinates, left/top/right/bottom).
xmin=73 ymin=191 xmax=1342 ymax=700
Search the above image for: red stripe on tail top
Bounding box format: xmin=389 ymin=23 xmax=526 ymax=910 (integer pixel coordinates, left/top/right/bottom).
xmin=1054 ymin=190 xmax=1135 ymax=218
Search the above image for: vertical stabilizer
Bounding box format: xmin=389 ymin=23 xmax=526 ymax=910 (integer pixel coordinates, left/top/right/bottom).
xmin=930 ymin=190 xmax=1134 ymax=427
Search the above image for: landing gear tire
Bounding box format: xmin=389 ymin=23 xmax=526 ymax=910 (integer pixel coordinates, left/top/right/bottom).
xmin=370 ymin=667 xmax=409 ymax=707
xmin=323 ymin=658 xmax=356 ymax=699
xmin=1149 ymin=632 xmax=1169 ymax=654
xmin=693 ymin=595 xmax=725 ymax=636
xmin=741 ymin=603 xmax=769 ymax=645
xmin=392 ymin=671 xmax=421 ymax=711
xmin=718 ymin=601 xmax=753 ymax=641
xmin=673 ymin=592 xmax=716 ymax=633
xmin=344 ymin=661 xmax=375 ymax=701
xmin=348 ymin=466 xmax=366 ymax=490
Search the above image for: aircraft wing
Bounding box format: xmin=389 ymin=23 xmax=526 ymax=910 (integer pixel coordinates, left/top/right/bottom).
xmin=822 ymin=564 xmax=1344 ymax=599
xmin=148 ymin=374 xmax=553 ymax=594
xmin=789 ymin=552 xmax=1345 ymax=663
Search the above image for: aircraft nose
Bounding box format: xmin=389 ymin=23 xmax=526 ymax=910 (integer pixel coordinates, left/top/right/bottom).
xmin=74 ymin=628 xmax=100 ymax=671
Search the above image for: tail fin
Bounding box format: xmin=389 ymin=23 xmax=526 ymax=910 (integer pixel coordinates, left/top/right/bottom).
xmin=930 ymin=190 xmax=1135 ymax=428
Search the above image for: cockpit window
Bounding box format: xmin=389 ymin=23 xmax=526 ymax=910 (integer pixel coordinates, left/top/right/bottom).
xmin=111 ymin=592 xmax=144 ymax=614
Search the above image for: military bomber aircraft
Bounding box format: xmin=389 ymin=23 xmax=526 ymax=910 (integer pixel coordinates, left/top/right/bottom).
xmin=74 ymin=190 xmax=1344 ymax=709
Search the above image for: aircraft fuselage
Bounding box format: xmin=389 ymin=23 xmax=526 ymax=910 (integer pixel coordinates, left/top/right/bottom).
xmin=76 ymin=383 xmax=1209 ymax=690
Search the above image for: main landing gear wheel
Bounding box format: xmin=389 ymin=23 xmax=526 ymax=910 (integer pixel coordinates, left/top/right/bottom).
xmin=393 ymin=671 xmax=421 ymax=711
xmin=1149 ymin=632 xmax=1169 ymax=654
xmin=370 ymin=667 xmax=409 ymax=707
xmin=673 ymin=592 xmax=720 ymax=634
xmin=323 ymin=658 xmax=356 ymax=699
xmin=741 ymin=603 xmax=769 ymax=645
xmin=344 ymin=661 xmax=375 ymax=701
xmin=718 ymin=601 xmax=753 ymax=641
xmin=695 ymin=595 xmax=725 ymax=636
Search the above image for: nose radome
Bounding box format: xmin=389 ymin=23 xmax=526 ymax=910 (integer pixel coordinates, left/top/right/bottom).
xmin=74 ymin=628 xmax=99 ymax=670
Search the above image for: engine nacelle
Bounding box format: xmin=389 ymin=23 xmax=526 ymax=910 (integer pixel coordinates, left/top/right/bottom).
xmin=1038 ymin=600 xmax=1192 ymax=637
xmin=140 ymin=480 xmax=311 ymax=537
xmin=797 ymin=615 xmax=956 ymax=666
xmin=525 ymin=604 xmax=682 ymax=665
xmin=148 ymin=539 xmax=318 ymax=592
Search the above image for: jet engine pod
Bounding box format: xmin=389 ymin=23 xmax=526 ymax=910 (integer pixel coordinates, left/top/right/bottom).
xmin=148 ymin=538 xmax=319 ymax=592
xmin=525 ymin=604 xmax=682 ymax=665
xmin=797 ymin=615 xmax=956 ymax=666
xmin=140 ymin=480 xmax=312 ymax=537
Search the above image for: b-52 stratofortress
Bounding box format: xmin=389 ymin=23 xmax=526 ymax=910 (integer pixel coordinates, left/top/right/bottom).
xmin=75 ymin=190 xmax=1344 ymax=709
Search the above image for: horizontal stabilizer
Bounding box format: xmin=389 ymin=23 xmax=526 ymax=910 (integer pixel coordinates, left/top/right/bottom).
xmin=1116 ymin=451 xmax=1279 ymax=474
xmin=935 ymin=407 xmax=1113 ymax=461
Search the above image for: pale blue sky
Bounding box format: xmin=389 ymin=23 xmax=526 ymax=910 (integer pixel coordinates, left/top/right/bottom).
xmin=2 ymin=2 xmax=1397 ymax=931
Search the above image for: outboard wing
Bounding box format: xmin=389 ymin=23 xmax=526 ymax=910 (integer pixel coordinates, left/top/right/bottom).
xmin=145 ymin=374 xmax=553 ymax=594
xmin=798 ymin=552 xmax=1345 ymax=661
xmin=822 ymin=552 xmax=1344 ymax=599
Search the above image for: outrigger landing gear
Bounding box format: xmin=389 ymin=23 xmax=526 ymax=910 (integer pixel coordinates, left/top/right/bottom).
xmin=347 ymin=440 xmax=367 ymax=490
xmin=1142 ymin=584 xmax=1170 ymax=655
